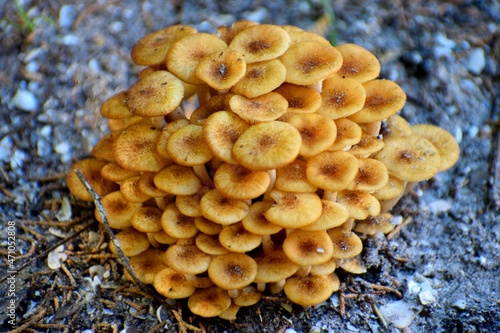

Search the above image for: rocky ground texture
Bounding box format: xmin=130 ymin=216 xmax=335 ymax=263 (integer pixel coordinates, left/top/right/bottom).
xmin=0 ymin=0 xmax=499 ymax=332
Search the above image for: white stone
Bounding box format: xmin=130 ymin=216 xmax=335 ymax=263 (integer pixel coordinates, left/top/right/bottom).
xmin=379 ymin=300 xmax=415 ymax=329
xmin=452 ymin=299 xmax=467 ymax=310
xmin=11 ymin=89 xmax=38 ymax=112
xmin=428 ymin=199 xmax=452 ymax=214
xmin=466 ymin=48 xmax=486 ymax=75
xmin=419 ymin=290 xmax=437 ymax=305
xmin=59 ymin=4 xmax=77 ymax=29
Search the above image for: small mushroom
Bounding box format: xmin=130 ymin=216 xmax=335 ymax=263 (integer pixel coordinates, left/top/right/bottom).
xmin=214 ymin=163 xmax=270 ymax=200
xmin=274 ymin=83 xmax=322 ymax=114
xmin=301 ymin=200 xmax=349 ymax=231
xmin=229 ymin=92 xmax=289 ymax=123
xmin=283 ymin=229 xmax=334 ymax=266
xmin=110 ymin=227 xmax=150 ymax=257
xmin=333 ymin=43 xmax=381 ymax=82
xmin=196 ymin=49 xmax=247 ymax=90
xmin=126 ymin=248 xmax=168 ymax=284
xmin=354 ymin=213 xmax=395 ymax=235
xmin=275 ymin=156 xmax=318 ymax=193
xmin=306 ymin=151 xmax=359 ymax=192
xmin=67 ymin=158 xmax=118 ymax=201
xmin=160 ymin=203 xmax=198 ymax=239
xmin=166 ymin=124 xmax=213 ymax=166
xmin=347 ymin=157 xmax=389 ymax=192
xmin=264 ymin=190 xmax=323 ymax=229
xmin=120 ymin=176 xmax=152 ymax=203
xmin=336 ymin=190 xmax=381 ymax=220
xmin=231 ymin=59 xmax=286 ymax=98
xmin=327 ymin=118 xmax=363 ymax=151
xmin=285 ymin=113 xmax=337 ymax=157
xmin=154 ymin=267 xmax=196 ymax=299
xmin=100 ymin=162 xmax=140 ymax=183
xmin=100 ymin=91 xmax=132 ymax=119
xmin=188 ymin=287 xmax=232 ymax=317
xmin=254 ymin=249 xmax=299 ymax=285
xmin=131 ymin=206 xmax=163 ymax=233
xmin=219 ymin=222 xmax=263 ymax=253
xmin=284 ymin=274 xmax=334 ymax=307
xmin=200 ymin=189 xmax=249 ymax=225
xmin=319 ymin=77 xmax=366 ymax=119
xmin=154 ymin=165 xmax=202 ymax=195
xmin=164 ymin=244 xmax=212 ymax=275
xmin=95 ymin=191 xmax=142 ymax=229
xmin=195 ymin=233 xmax=231 ymax=255
xmin=208 ymin=253 xmax=258 ymax=291
xmin=175 ymin=185 xmax=212 ymax=218
xmin=327 ymin=226 xmax=363 ymax=259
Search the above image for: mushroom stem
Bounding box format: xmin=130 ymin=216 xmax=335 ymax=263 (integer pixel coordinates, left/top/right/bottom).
xmin=262 ymin=234 xmax=274 ymax=256
xmin=256 ymin=282 xmax=266 ymax=292
xmin=263 ymin=169 xmax=277 ymax=201
xmin=294 ymin=266 xmax=311 ymax=277
xmin=365 ymin=121 xmax=382 ymax=137
xmin=228 ymin=289 xmax=241 ymax=298
xmin=185 ymin=274 xmax=214 ymax=289
xmin=196 ymin=85 xmax=212 ymax=106
xmin=268 ymin=279 xmax=286 ymax=294
xmin=193 ymin=164 xmax=213 ymax=185
xmin=323 ymin=190 xmax=337 ymax=201
xmin=342 ymin=218 xmax=355 ymax=232
xmin=380 ymin=192 xmax=405 ymax=213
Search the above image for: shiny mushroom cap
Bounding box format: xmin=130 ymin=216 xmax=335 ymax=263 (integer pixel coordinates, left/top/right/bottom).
xmin=208 ymin=253 xmax=258 ymax=290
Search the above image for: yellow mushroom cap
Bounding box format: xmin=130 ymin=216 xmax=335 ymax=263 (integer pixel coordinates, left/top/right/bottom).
xmin=254 ymin=249 xmax=300 ymax=283
xmin=91 ymin=132 xmax=119 ymax=162
xmin=347 ymin=157 xmax=389 ymax=192
xmin=202 ymin=110 xmax=250 ymax=164
xmin=154 ymin=267 xmax=196 ymax=299
xmin=354 ymin=213 xmax=395 ymax=235
xmin=195 ymin=233 xmax=231 ymax=255
xmin=137 ymin=172 xmax=167 ymax=198
xmin=218 ymin=222 xmax=263 ymax=253
xmin=67 ymin=158 xmax=118 ymax=201
xmin=337 ymin=256 xmax=367 ymax=275
xmin=175 ymin=185 xmax=211 ymax=218
xmin=233 ymin=286 xmax=262 ymax=307
xmin=125 ymin=70 xmax=184 ymax=118
xmin=284 ymin=275 xmax=334 ymax=307
xmin=100 ymin=91 xmax=132 ymax=119
xmin=189 ymin=93 xmax=234 ymax=125
xmin=327 ymin=226 xmax=363 ymax=259
xmin=214 ymin=163 xmax=270 ymax=200
xmin=232 ymin=121 xmax=302 ymax=171
xmin=160 ymin=203 xmax=198 ymax=239
xmin=275 ymin=156 xmax=318 ymax=193
xmin=380 ymin=114 xmax=413 ymax=139
xmin=228 ymin=24 xmax=291 ymax=63
xmin=231 ymin=59 xmax=286 ymax=98
xmin=110 ymin=227 xmax=150 ymax=257
xmin=113 ymin=123 xmax=170 ymax=172
xmin=100 ymin=162 xmax=140 ymax=183
xmin=372 ymin=174 xmax=405 ymax=201
xmin=229 ymin=92 xmax=289 ymax=123
xmin=336 ymin=190 xmax=381 ymax=220
xmin=281 ymin=40 xmax=343 ymax=85
xmin=274 ymin=83 xmax=322 ymax=114
xmin=131 ymin=206 xmax=163 ymax=233
xmin=374 ymin=135 xmax=442 ymax=182
xmin=126 ymin=248 xmax=168 ymax=284
xmin=95 ymin=191 xmax=142 ymax=229
xmin=217 ymin=20 xmax=260 ymax=44
xmin=131 ymin=25 xmax=197 ymax=66
xmin=156 ymin=118 xmax=190 ymax=160
xmin=328 ymin=118 xmax=363 ymax=151
xmin=301 ymin=200 xmax=350 ymax=231
xmin=283 ymin=229 xmax=334 ymax=266
xmin=349 ymin=79 xmax=407 ymax=123
xmin=241 ymin=201 xmax=283 ymax=236
xmin=286 ymin=113 xmax=337 ymax=157
xmin=200 ymin=189 xmax=249 ymax=225
xmin=319 ymin=77 xmax=366 ymax=119
xmin=195 ymin=49 xmax=246 ymax=90
xmin=154 ymin=164 xmax=202 ymax=195
xmin=411 ymin=124 xmax=460 ymax=172
xmin=164 ymin=244 xmax=212 ymax=275
xmin=166 ymin=124 xmax=213 ymax=166
xmin=334 ymin=43 xmax=381 ymax=82
xmin=166 ymin=33 xmax=228 ymax=84
xmin=264 ymin=190 xmax=323 ymax=229
xmin=188 ymin=287 xmax=232 ymax=318
xmin=120 ymin=176 xmax=152 ymax=203
xmin=208 ymin=253 xmax=258 ymax=290
xmin=348 ymin=132 xmax=385 ymax=157
xmin=306 ymin=151 xmax=359 ymax=191
xmin=309 ymin=258 xmax=337 ymax=276
xmin=194 ymin=215 xmax=223 ymax=235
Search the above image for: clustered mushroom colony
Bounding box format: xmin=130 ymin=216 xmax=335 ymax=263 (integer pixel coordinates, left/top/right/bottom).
xmin=67 ymin=21 xmax=459 ymax=319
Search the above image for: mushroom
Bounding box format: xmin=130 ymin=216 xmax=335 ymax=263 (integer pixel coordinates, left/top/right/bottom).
xmin=91 ymin=132 xmax=119 ymax=162
xmin=188 ymin=287 xmax=232 ymax=317
xmin=333 ymin=43 xmax=381 ymax=82
xmin=120 ymin=176 xmax=152 ymax=203
xmin=347 ymin=157 xmax=389 ymax=192
xmin=195 ymin=233 xmax=231 ymax=255
xmin=285 ymin=113 xmax=337 ymax=157
xmin=208 ymin=253 xmax=258 ymax=292
xmin=283 ymin=229 xmax=334 ymax=266
xmin=154 ymin=164 xmax=202 ymax=195
xmin=300 ymin=200 xmax=349 ymax=231
xmin=229 ymin=92 xmax=289 ymax=123
xmin=231 ymin=59 xmax=286 ymax=98
xmin=95 ymin=191 xmax=142 ymax=229
xmin=233 ymin=286 xmax=262 ymax=307
xmin=319 ymin=77 xmax=366 ymax=119
xmin=284 ymin=274 xmax=334 ymax=307
xmin=154 ymin=267 xmax=196 ymax=299
xmin=100 ymin=91 xmax=132 ymax=119
xmin=327 ymin=226 xmax=363 ymax=259
xmin=306 ymin=151 xmax=359 ymax=192
xmin=354 ymin=213 xmax=395 ymax=235
xmin=100 ymin=162 xmax=140 ymax=183
xmin=131 ymin=206 xmax=163 ymax=233
xmin=164 ymin=244 xmax=212 ymax=275
xmin=137 ymin=172 xmax=168 ymax=198
xmin=190 ymin=93 xmax=234 ymax=125
xmin=166 ymin=124 xmax=213 ymax=166
xmin=175 ymin=185 xmax=212 ymax=218
xmin=126 ymin=248 xmax=168 ymax=284
xmin=193 ymin=215 xmax=223 ymax=235
xmin=336 ymin=190 xmax=381 ymax=220
xmin=327 ymin=118 xmax=363 ymax=151
xmin=275 ymin=156 xmax=318 ymax=193
xmin=274 ymin=83 xmax=322 ymax=114
xmin=67 ymin=158 xmax=118 ymax=201
xmin=218 ymin=222 xmax=263 ymax=253
xmin=110 ymin=227 xmax=150 ymax=257
xmin=160 ymin=203 xmax=198 ymax=239
xmin=214 ymin=162 xmax=270 ymax=200
xmin=200 ymin=189 xmax=249 ymax=225
xmin=264 ymin=190 xmax=323 ymax=229
xmin=195 ymin=49 xmax=246 ymax=91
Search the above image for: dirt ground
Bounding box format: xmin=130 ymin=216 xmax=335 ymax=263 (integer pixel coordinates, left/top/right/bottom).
xmin=0 ymin=0 xmax=499 ymax=332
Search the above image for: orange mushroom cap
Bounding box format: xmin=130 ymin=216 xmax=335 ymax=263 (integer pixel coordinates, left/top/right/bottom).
xmin=229 ymin=92 xmax=289 ymax=123
xmin=214 ymin=162 xmax=270 ymax=200
xmin=208 ymin=253 xmax=258 ymax=291
xmin=284 ymin=275 xmax=334 ymax=307
xmin=264 ymin=190 xmax=323 ymax=229
xmin=231 ymin=59 xmax=286 ymax=98
xmin=318 ymin=77 xmax=366 ymax=119
xmin=283 ymin=229 xmax=334 ymax=266
xmin=67 ymin=158 xmax=118 ymax=201
xmin=333 ymin=43 xmax=381 ymax=82
xmin=196 ymin=49 xmax=246 ymax=90
xmin=306 ymin=151 xmax=359 ymax=192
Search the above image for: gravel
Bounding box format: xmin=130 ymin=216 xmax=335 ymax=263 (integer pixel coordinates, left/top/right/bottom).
xmin=0 ymin=0 xmax=499 ymax=332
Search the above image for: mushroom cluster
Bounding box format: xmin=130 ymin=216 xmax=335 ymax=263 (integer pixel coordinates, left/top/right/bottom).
xmin=67 ymin=21 xmax=459 ymax=318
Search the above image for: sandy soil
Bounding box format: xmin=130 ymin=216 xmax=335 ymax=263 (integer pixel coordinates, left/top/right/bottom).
xmin=0 ymin=1 xmax=499 ymax=332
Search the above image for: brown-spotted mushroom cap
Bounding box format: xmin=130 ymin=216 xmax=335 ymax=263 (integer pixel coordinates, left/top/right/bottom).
xmin=131 ymin=206 xmax=163 ymax=233
xmin=372 ymin=174 xmax=405 ymax=201
xmin=154 ymin=164 xmax=202 ymax=195
xmin=120 ymin=176 xmax=152 ymax=203
xmin=156 ymin=118 xmax=190 ymax=160
xmin=347 ymin=157 xmax=389 ymax=192
xmin=190 ymin=93 xmax=234 ymax=125
xmin=286 ymin=113 xmax=337 ymax=157
xmin=110 ymin=227 xmax=150 ymax=257
xmin=337 ymin=256 xmax=367 ymax=274
xmin=318 ymin=77 xmax=366 ymax=119
xmin=254 ymin=249 xmax=299 ymax=283
xmin=154 ymin=267 xmax=196 ymax=299
xmin=233 ymin=286 xmax=262 ymax=307
xmin=333 ymin=43 xmax=381 ymax=82
xmin=275 ymin=156 xmax=318 ymax=193
xmin=125 ymin=71 xmax=184 ymax=118
xmin=228 ymin=24 xmax=291 ymax=63
xmin=91 ymin=132 xmax=119 ymax=162
xmin=100 ymin=162 xmax=139 ymax=183
xmin=349 ymin=79 xmax=407 ymax=123
xmin=241 ymin=201 xmax=283 ymax=236
xmin=106 ymin=115 xmax=147 ymax=133
xmin=175 ymin=185 xmax=212 ymax=218
xmin=306 ymin=151 xmax=359 ymax=191
xmin=200 ymin=189 xmax=249 ymax=225
xmin=336 ymin=190 xmax=381 ymax=220
xmin=348 ymin=132 xmax=385 ymax=157
xmin=411 ymin=124 xmax=460 ymax=172
xmin=113 ymin=123 xmax=170 ymax=172
xmin=264 ymin=190 xmax=323 ymax=229
xmin=309 ymin=258 xmax=337 ymax=276
xmin=208 ymin=253 xmax=258 ymax=291
xmin=284 ymin=274 xmax=334 ymax=307
xmin=229 ymin=92 xmax=288 ymax=123
xmin=327 ymin=118 xmax=363 ymax=151
xmin=195 ymin=233 xmax=231 ymax=255
xmin=137 ymin=172 xmax=167 ymax=198
xmin=374 ymin=135 xmax=442 ymax=182
xmin=354 ymin=213 xmax=395 ymax=235
xmin=283 ymin=229 xmax=334 ymax=266
xmin=126 ymin=248 xmax=168 ymax=284
xmin=280 ymin=40 xmax=343 ymax=86
xmin=166 ymin=33 xmax=228 ymax=84
xmin=195 ymin=49 xmax=246 ymax=90
xmin=100 ymin=91 xmax=133 ymax=119
xmin=188 ymin=287 xmax=232 ymax=318
xmin=166 ymin=124 xmax=213 ymax=166
xmin=274 ymin=83 xmax=322 ymax=114
xmin=164 ymin=244 xmax=212 ymax=275
xmin=95 ymin=191 xmax=142 ymax=229
xmin=327 ymin=226 xmax=363 ymax=259
xmin=231 ymin=59 xmax=286 ymax=98
xmin=194 ymin=215 xmax=224 ymax=235
xmin=202 ymin=110 xmax=250 ymax=164
xmin=214 ymin=163 xmax=270 ymax=200
xmin=301 ymin=200 xmax=349 ymax=231
xmin=219 ymin=222 xmax=263 ymax=253
xmin=67 ymin=158 xmax=118 ymax=201
xmin=160 ymin=203 xmax=198 ymax=239
xmin=232 ymin=121 xmax=302 ymax=171
xmin=131 ymin=25 xmax=197 ymax=66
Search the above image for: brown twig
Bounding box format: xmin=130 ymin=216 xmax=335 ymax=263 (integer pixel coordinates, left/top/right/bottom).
xmin=387 ymin=217 xmax=413 ymax=240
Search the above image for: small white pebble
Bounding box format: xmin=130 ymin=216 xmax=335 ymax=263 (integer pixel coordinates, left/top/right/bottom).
xmin=284 ymin=329 xmax=297 ymax=333
xmin=11 ymin=89 xmax=38 ymax=112
xmin=466 ymin=48 xmax=486 ymax=75
xmin=379 ymin=300 xmax=415 ymax=329
xmin=452 ymin=299 xmax=467 ymax=310
xmin=419 ymin=290 xmax=437 ymax=305
xmin=428 ymin=199 xmax=452 ymax=214
xmin=59 ymin=4 xmax=77 ymax=29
